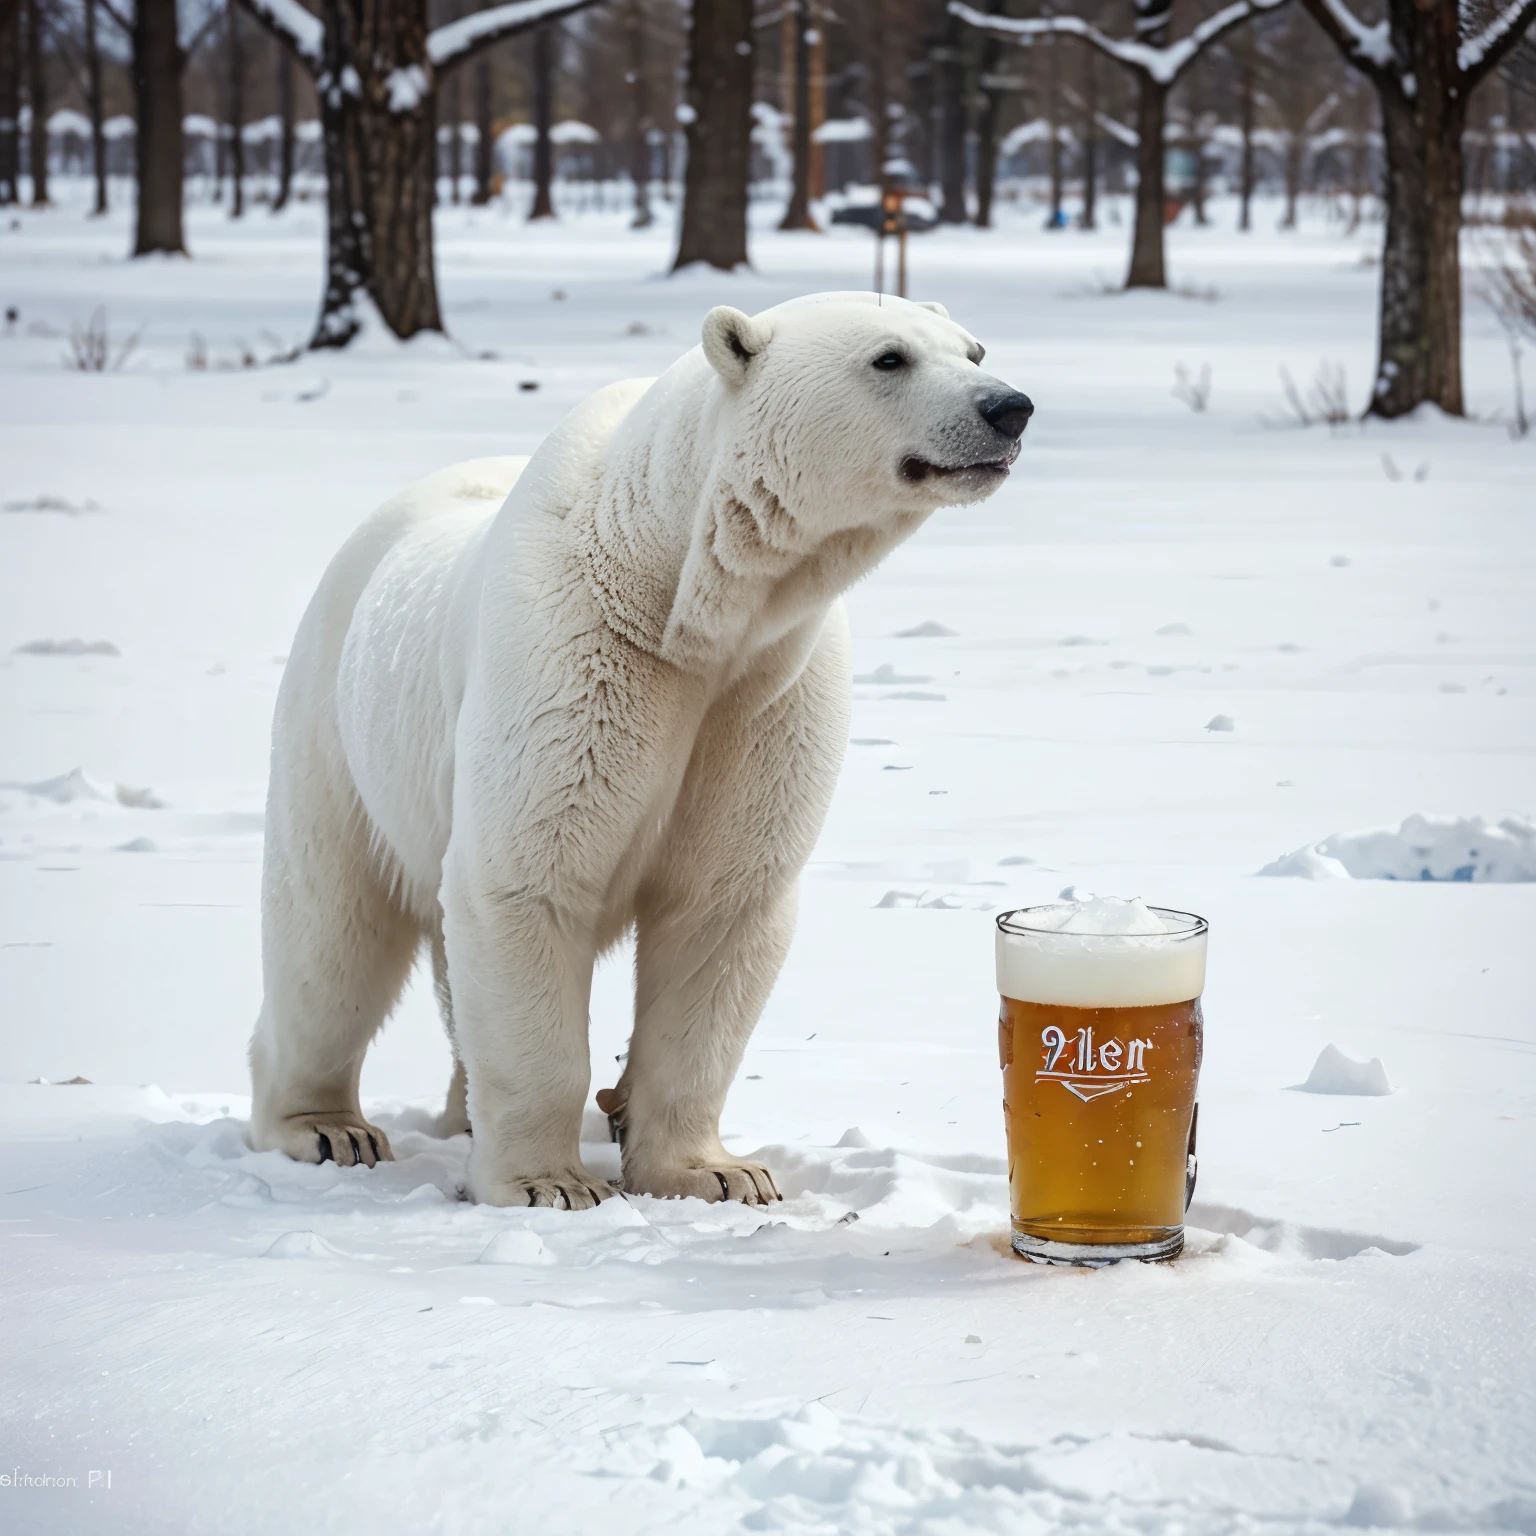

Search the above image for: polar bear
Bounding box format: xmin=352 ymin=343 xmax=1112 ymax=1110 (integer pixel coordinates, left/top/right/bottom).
xmin=248 ymin=293 xmax=1032 ymax=1207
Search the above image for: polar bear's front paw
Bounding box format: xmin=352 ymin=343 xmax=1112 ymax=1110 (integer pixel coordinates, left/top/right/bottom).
xmin=261 ymin=1113 xmax=393 ymax=1168
xmin=470 ymin=1171 xmax=616 ymax=1209
xmin=625 ymin=1161 xmax=781 ymax=1205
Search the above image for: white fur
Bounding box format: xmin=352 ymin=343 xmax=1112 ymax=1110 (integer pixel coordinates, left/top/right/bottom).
xmin=249 ymin=293 xmax=1027 ymax=1206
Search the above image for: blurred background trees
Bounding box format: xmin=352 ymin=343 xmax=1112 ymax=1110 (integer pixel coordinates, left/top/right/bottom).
xmin=3 ymin=0 xmax=1534 ymax=397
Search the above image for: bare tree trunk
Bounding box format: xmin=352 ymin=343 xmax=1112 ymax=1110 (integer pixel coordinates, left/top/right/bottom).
xmin=781 ymin=0 xmax=817 ymax=228
xmin=85 ymin=0 xmax=106 ymax=213
xmin=1374 ymin=85 xmax=1466 ymax=416
xmin=936 ymin=8 xmax=965 ymax=223
xmin=309 ymin=0 xmax=442 ymax=345
xmin=528 ymin=22 xmax=554 ymax=219
xmin=131 ymin=0 xmax=186 ymax=254
xmin=626 ymin=0 xmax=651 ymax=227
xmin=1046 ymin=36 xmax=1062 ymax=227
xmin=1126 ymin=75 xmax=1167 ymax=287
xmin=1120 ymin=0 xmax=1174 ymax=288
xmin=273 ymin=39 xmax=293 ymax=211
xmin=1238 ymin=38 xmax=1255 ymax=232
xmin=1187 ymin=66 xmax=1208 ymax=225
xmin=359 ymin=0 xmax=440 ymax=331
xmin=0 ymin=0 xmax=17 ymax=207
xmin=472 ymin=57 xmax=492 ymax=203
xmin=24 ymin=0 xmax=46 ymax=205
xmin=1281 ymin=129 xmax=1301 ymax=228
xmin=1347 ymin=103 xmax=1366 ymax=231
xmin=311 ymin=0 xmax=370 ymax=344
xmin=673 ymin=0 xmax=752 ymax=269
xmin=445 ymin=64 xmax=461 ymax=203
xmin=227 ymin=4 xmax=246 ymax=218
xmin=1505 ymin=71 xmax=1520 ymax=195
xmin=869 ymin=0 xmax=888 ymax=192
xmin=808 ymin=2 xmax=825 ymax=200
xmin=1080 ymin=42 xmax=1097 ymax=230
xmin=973 ymin=54 xmax=997 ymax=225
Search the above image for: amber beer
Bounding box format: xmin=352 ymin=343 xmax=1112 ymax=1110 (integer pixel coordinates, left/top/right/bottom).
xmin=996 ymin=904 xmax=1207 ymax=1264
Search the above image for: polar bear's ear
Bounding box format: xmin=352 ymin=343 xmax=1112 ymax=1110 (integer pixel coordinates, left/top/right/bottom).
xmin=701 ymin=306 xmax=769 ymax=385
xmin=913 ymin=300 xmax=949 ymax=319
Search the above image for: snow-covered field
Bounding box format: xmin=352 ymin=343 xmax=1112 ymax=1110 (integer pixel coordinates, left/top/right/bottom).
xmin=2 ymin=186 xmax=1533 ymax=1535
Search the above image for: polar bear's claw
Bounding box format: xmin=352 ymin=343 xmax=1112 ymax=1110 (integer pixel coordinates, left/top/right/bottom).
xmin=264 ymin=1114 xmax=393 ymax=1168
xmin=627 ymin=1162 xmax=782 ymax=1205
xmin=473 ymin=1174 xmax=616 ymax=1210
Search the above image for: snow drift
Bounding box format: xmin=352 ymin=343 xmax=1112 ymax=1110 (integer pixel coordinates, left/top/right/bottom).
xmin=1259 ymin=814 xmax=1536 ymax=882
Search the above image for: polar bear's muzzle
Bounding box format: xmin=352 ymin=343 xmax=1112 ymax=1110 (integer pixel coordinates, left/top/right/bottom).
xmin=899 ymin=388 xmax=1033 ymax=484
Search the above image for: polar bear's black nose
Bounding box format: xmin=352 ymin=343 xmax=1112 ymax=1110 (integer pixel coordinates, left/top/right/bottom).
xmin=981 ymin=390 xmax=1034 ymax=440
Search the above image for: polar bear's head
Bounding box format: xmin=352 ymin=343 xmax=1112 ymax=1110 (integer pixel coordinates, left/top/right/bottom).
xmin=699 ymin=293 xmax=1032 ymax=529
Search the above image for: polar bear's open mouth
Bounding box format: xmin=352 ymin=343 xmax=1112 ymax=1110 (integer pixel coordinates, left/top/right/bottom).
xmin=899 ymin=443 xmax=1020 ymax=484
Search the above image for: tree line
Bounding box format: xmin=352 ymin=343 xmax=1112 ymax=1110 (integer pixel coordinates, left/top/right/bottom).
xmin=3 ymin=0 xmax=1535 ymax=419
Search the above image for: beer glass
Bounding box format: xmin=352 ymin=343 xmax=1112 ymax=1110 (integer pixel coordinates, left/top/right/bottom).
xmin=996 ymin=903 xmax=1207 ymax=1265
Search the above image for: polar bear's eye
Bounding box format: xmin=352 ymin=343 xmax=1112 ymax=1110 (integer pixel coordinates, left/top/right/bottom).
xmin=872 ymin=352 xmax=907 ymax=372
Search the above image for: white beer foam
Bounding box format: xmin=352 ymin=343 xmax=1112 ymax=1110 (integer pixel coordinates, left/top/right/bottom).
xmin=997 ymin=897 xmax=1207 ymax=1008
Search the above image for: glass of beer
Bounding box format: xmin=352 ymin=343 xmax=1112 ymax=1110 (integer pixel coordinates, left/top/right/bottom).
xmin=996 ymin=899 xmax=1206 ymax=1265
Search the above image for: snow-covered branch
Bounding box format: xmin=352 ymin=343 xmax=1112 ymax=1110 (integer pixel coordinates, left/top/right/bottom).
xmin=1459 ymin=0 xmax=1536 ymax=81
xmin=236 ymin=0 xmax=325 ymax=67
xmin=950 ymin=0 xmax=1292 ymax=87
xmin=1305 ymin=90 xmax=1341 ymax=136
xmin=949 ymin=5 xmax=1166 ymax=79
xmin=427 ymin=0 xmax=603 ymax=71
xmin=1095 ymin=112 xmax=1140 ymax=149
xmin=1175 ymin=0 xmax=1294 ymax=73
xmin=1298 ymin=0 xmax=1394 ymax=79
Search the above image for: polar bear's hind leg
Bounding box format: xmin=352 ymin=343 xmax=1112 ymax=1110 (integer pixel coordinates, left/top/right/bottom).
xmin=249 ymin=764 xmax=421 ymax=1167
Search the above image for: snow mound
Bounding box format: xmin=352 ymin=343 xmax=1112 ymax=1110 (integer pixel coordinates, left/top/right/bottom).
xmin=0 ymin=767 xmax=165 ymax=809
xmin=1205 ymin=714 xmax=1235 ymax=732
xmin=2 ymin=494 xmax=101 ymax=514
xmin=1296 ymin=1045 xmax=1393 ymax=1097
xmin=620 ymin=1402 xmax=1048 ymax=1518
xmin=115 ymin=782 xmax=166 ymax=809
xmin=894 ymin=620 xmax=957 ymax=638
xmin=14 ymin=637 xmax=120 ymax=656
xmin=3 ymin=767 xmax=115 ymax=803
xmin=1260 ymin=814 xmax=1536 ymax=882
xmin=1345 ymin=1483 xmax=1414 ymax=1527
xmin=262 ymin=1230 xmax=345 ymax=1260
xmin=477 ymin=1229 xmax=555 ymax=1266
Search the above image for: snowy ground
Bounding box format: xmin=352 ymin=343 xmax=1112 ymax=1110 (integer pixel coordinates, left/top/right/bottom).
xmin=2 ymin=185 xmax=1533 ymax=1535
